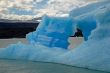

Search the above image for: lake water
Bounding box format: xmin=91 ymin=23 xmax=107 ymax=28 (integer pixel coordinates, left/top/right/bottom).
xmin=0 ymin=59 xmax=108 ymax=73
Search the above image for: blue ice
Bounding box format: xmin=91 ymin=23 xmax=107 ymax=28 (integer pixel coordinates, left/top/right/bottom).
xmin=55 ymin=7 xmax=110 ymax=72
xmin=69 ymin=0 xmax=110 ymax=41
xmin=0 ymin=1 xmax=110 ymax=72
xmin=69 ymin=0 xmax=110 ymax=17
xmin=26 ymin=15 xmax=75 ymax=49
xmin=75 ymin=15 xmax=97 ymax=41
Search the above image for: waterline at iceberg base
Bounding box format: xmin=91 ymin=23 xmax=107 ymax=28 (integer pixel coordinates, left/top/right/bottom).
xmin=0 ymin=2 xmax=110 ymax=73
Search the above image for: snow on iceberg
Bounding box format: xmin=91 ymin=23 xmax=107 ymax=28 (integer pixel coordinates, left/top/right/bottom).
xmin=26 ymin=15 xmax=76 ymax=49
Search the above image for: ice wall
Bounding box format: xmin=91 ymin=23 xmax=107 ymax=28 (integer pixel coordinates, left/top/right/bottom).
xmin=55 ymin=7 xmax=110 ymax=72
xmin=26 ymin=15 xmax=75 ymax=49
xmin=75 ymin=15 xmax=97 ymax=40
xmin=69 ymin=0 xmax=110 ymax=41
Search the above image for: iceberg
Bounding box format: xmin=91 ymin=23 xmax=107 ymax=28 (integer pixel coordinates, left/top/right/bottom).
xmin=0 ymin=1 xmax=110 ymax=72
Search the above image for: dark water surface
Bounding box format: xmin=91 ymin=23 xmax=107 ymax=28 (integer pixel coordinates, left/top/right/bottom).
xmin=0 ymin=59 xmax=108 ymax=73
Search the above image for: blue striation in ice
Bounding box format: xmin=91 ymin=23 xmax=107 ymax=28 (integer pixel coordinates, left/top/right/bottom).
xmin=0 ymin=1 xmax=110 ymax=72
xmin=26 ymin=15 xmax=75 ymax=49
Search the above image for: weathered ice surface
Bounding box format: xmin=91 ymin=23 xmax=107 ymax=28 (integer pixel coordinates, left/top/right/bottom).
xmin=70 ymin=0 xmax=110 ymax=40
xmin=55 ymin=7 xmax=110 ymax=72
xmin=26 ymin=15 xmax=75 ymax=49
